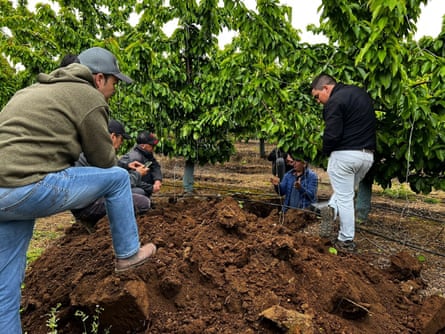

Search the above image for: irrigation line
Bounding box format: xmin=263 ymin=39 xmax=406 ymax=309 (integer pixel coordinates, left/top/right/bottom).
xmin=162 ymin=181 xmax=274 ymax=197
xmin=357 ymin=226 xmax=445 ymax=258
xmin=372 ymin=203 xmax=445 ymax=224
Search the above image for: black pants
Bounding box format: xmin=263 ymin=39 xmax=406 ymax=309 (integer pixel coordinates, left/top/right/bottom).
xmin=71 ymin=193 xmax=150 ymax=224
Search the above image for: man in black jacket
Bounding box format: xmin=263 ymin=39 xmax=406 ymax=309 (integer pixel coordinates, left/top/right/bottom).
xmin=267 ymin=148 xmax=293 ymax=181
xmin=118 ymin=131 xmax=163 ymax=199
xmin=71 ymin=119 xmax=151 ymax=233
xmin=311 ymin=73 xmax=375 ymax=252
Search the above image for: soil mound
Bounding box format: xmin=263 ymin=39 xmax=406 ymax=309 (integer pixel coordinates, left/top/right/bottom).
xmin=21 ymin=196 xmax=445 ymax=333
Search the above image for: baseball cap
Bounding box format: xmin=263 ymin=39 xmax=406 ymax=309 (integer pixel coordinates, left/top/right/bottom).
xmin=136 ymin=131 xmax=159 ymax=146
xmin=108 ymin=119 xmax=131 ymax=139
xmin=78 ymin=47 xmax=133 ymax=84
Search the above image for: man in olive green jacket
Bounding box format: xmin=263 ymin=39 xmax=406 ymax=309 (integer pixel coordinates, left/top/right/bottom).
xmin=0 ymin=47 xmax=156 ymax=333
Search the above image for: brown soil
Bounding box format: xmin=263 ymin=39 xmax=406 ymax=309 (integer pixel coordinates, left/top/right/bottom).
xmin=21 ymin=141 xmax=445 ymax=334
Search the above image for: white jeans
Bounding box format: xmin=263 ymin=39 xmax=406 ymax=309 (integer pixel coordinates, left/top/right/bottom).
xmin=327 ymin=150 xmax=374 ymax=241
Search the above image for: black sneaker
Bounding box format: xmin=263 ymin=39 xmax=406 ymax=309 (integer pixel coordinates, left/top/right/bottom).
xmin=334 ymin=239 xmax=357 ymax=253
xmin=76 ymin=219 xmax=96 ymax=234
xmin=319 ymin=206 xmax=335 ymax=238
xmin=183 ymin=190 xmax=199 ymax=198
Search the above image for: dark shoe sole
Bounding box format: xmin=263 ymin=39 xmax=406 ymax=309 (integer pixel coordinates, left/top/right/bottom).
xmin=77 ymin=220 xmax=96 ymax=234
xmin=334 ymin=240 xmax=357 ymax=254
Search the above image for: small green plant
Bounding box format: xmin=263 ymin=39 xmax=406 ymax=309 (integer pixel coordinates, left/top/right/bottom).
xmin=75 ymin=305 xmax=110 ymax=334
xmin=46 ymin=304 xmax=110 ymax=334
xmin=328 ymin=247 xmax=338 ymax=255
xmin=417 ymin=254 xmax=426 ymax=263
xmin=46 ymin=303 xmax=61 ymax=334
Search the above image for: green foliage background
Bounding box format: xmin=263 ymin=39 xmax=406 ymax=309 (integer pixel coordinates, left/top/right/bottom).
xmin=0 ymin=0 xmax=444 ymax=193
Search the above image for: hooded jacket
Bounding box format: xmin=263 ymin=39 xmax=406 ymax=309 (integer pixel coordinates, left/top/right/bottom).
xmin=118 ymin=145 xmax=162 ymax=196
xmin=0 ymin=63 xmax=116 ymax=187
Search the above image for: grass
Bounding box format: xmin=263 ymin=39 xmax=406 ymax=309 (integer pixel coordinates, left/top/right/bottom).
xmin=27 ymin=212 xmax=74 ymax=266
xmin=374 ymin=181 xmax=443 ymax=205
xmin=381 ymin=185 xmax=416 ymax=200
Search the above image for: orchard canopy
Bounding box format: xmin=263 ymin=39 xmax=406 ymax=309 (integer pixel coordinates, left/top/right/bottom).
xmin=1 ymin=0 xmax=444 ymax=193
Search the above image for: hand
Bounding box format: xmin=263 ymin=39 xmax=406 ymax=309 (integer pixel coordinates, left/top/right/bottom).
xmin=294 ymin=175 xmax=302 ymax=189
xmin=128 ymin=161 xmax=144 ymax=169
xmin=270 ymin=176 xmax=279 ymax=186
xmin=153 ymin=180 xmax=162 ymax=193
xmin=129 ymin=161 xmax=149 ymax=176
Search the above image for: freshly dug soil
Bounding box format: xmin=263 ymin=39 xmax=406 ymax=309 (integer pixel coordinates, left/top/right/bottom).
xmin=21 ymin=141 xmax=445 ymax=334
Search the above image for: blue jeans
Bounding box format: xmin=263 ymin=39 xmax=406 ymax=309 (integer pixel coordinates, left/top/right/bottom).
xmin=183 ymin=160 xmax=195 ymax=193
xmin=327 ymin=150 xmax=374 ymax=242
xmin=356 ymin=173 xmax=373 ymax=222
xmin=71 ymin=193 xmax=150 ymax=223
xmin=0 ymin=166 xmax=141 ymax=333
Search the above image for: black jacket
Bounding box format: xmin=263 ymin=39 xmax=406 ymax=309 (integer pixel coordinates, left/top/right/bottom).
xmin=118 ymin=145 xmax=162 ymax=196
xmin=322 ymin=83 xmax=376 ymax=156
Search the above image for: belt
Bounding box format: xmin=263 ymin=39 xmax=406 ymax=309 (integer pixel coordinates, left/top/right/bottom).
xmin=361 ymin=148 xmax=374 ymax=154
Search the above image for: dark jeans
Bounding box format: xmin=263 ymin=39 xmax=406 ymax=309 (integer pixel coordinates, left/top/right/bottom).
xmin=72 ymin=193 xmax=150 ymax=224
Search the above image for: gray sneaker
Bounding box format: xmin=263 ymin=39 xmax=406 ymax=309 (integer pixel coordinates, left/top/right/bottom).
xmin=115 ymin=243 xmax=157 ymax=273
xmin=334 ymin=239 xmax=357 ymax=253
xmin=319 ymin=206 xmax=335 ymax=238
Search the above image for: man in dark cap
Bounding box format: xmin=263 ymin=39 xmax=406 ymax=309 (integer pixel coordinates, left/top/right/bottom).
xmin=71 ymin=119 xmax=151 ymax=233
xmin=267 ymin=148 xmax=294 ymax=181
xmin=0 ymin=47 xmax=156 ymax=332
xmin=108 ymin=119 xmax=132 ymax=139
xmin=59 ymin=53 xmax=80 ymax=67
xmin=118 ymin=130 xmax=163 ymax=199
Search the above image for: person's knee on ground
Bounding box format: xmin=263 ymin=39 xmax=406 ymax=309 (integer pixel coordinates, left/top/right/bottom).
xmin=132 ymin=187 xmax=146 ymax=196
xmin=133 ymin=194 xmax=150 ymax=215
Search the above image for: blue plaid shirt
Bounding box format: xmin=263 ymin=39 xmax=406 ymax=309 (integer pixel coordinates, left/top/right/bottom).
xmin=275 ymin=167 xmax=318 ymax=212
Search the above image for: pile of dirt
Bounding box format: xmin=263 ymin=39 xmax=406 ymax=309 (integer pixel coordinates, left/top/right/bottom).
xmin=21 ymin=195 xmax=445 ymax=333
xmin=21 ymin=142 xmax=445 ymax=333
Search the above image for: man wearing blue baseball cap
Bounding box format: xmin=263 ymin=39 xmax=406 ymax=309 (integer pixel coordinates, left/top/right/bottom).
xmin=0 ymin=47 xmax=156 ymax=333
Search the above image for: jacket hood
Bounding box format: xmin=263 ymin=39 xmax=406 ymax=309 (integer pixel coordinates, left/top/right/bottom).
xmin=38 ymin=63 xmax=95 ymax=86
xmin=135 ymin=145 xmax=154 ymax=159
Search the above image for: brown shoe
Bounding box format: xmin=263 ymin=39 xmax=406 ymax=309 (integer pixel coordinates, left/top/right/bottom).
xmin=115 ymin=243 xmax=157 ymax=273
